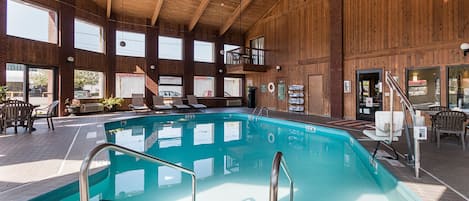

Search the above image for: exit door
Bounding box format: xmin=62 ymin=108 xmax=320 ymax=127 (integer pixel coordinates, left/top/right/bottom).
xmin=356 ymin=70 xmax=382 ymax=121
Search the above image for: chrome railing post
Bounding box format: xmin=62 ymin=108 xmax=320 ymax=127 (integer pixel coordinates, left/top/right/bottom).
xmin=269 ymin=152 xmax=293 ymax=201
xmin=79 ymin=143 xmax=196 ymax=201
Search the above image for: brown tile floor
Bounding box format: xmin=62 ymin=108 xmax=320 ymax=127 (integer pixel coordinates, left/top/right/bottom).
xmin=0 ymin=108 xmax=467 ymax=200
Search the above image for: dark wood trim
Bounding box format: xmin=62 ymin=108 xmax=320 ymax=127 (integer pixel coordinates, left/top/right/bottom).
xmin=58 ymin=0 xmax=76 ymax=116
xmin=145 ymin=20 xmax=159 ymax=105
xmin=329 ymin=0 xmax=344 ymax=118
xmin=0 ymin=0 xmax=6 ymax=85
xmin=215 ymin=36 xmax=224 ymax=97
xmin=183 ymin=31 xmax=195 ymax=96
xmin=105 ymin=20 xmax=116 ymax=98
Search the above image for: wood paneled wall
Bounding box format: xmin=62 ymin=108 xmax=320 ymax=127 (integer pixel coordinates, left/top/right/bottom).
xmin=246 ymin=0 xmax=469 ymax=119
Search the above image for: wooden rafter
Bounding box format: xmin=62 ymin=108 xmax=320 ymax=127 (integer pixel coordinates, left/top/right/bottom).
xmin=219 ymin=0 xmax=253 ymax=36
xmin=188 ymin=0 xmax=210 ymax=32
xmin=106 ymin=0 xmax=112 ymax=18
xmin=151 ymin=0 xmax=164 ymax=26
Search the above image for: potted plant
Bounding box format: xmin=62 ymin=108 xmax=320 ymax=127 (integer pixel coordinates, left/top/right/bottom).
xmin=0 ymin=86 xmax=7 ymax=103
xmin=65 ymin=98 xmax=81 ymax=115
xmin=102 ymin=96 xmax=124 ymax=112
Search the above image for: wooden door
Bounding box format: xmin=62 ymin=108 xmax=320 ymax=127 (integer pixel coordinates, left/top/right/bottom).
xmin=308 ymin=75 xmax=324 ymax=115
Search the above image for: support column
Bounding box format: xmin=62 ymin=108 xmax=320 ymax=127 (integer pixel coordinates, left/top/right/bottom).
xmin=215 ymin=36 xmax=225 ymax=97
xmin=183 ymin=32 xmax=195 ymax=96
xmin=0 ymin=0 xmax=6 ymax=85
xmin=145 ymin=20 xmax=159 ymax=105
xmin=329 ymin=0 xmax=344 ymax=118
xmin=58 ymin=0 xmax=75 ymax=116
xmin=106 ymin=20 xmax=116 ymax=98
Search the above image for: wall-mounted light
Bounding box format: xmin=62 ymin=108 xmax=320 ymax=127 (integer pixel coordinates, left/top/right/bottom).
xmin=461 ymin=43 xmax=469 ymax=56
xmin=219 ymin=50 xmax=225 ymax=55
xmin=275 ymin=65 xmax=281 ymax=72
xmin=66 ymin=56 xmax=75 ymax=63
xmin=150 ymin=65 xmax=156 ymax=70
xmin=120 ymin=41 xmax=126 ymax=47
xmin=218 ymin=68 xmax=224 ymax=74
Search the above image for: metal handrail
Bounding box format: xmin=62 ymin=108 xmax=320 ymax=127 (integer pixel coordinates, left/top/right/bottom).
xmin=257 ymin=107 xmax=269 ymax=118
xmin=79 ymin=143 xmax=196 ymax=201
xmin=269 ymin=152 xmax=294 ymax=201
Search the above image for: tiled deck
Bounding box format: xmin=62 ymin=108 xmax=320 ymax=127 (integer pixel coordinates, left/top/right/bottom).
xmin=0 ymin=108 xmax=467 ymax=201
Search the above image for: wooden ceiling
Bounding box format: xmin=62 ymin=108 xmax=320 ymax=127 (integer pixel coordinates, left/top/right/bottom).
xmin=94 ymin=0 xmax=279 ymax=34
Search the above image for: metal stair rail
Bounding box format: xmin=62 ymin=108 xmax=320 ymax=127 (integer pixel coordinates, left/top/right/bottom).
xmin=257 ymin=107 xmax=269 ymax=118
xmin=385 ymin=71 xmax=420 ymax=178
xmin=269 ymin=152 xmax=294 ymax=201
xmin=79 ymin=143 xmax=197 ymax=201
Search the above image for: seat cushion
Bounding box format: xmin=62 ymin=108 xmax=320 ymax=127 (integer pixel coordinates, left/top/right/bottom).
xmin=154 ymin=105 xmax=172 ymax=110
xmin=363 ymin=129 xmax=399 ymax=142
xmin=132 ymin=105 xmax=149 ymax=110
xmin=190 ymin=104 xmax=207 ymax=109
xmin=174 ymin=104 xmax=191 ymax=109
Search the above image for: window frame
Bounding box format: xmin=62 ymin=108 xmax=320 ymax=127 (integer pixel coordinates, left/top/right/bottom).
xmin=115 ymin=30 xmax=146 ymax=57
xmin=115 ymin=73 xmax=146 ymax=98
xmin=223 ymin=44 xmax=240 ymax=64
xmin=405 ymin=66 xmax=441 ymax=110
xmin=73 ymin=69 xmax=105 ymax=99
xmin=223 ymin=77 xmax=243 ymax=97
xmin=158 ymin=75 xmax=184 ymax=98
xmin=158 ymin=36 xmax=183 ymax=61
xmin=193 ymin=76 xmax=215 ymax=97
xmin=74 ymin=18 xmax=105 ymax=53
xmin=194 ymin=40 xmax=215 ymax=63
xmin=446 ymin=65 xmax=469 ymax=110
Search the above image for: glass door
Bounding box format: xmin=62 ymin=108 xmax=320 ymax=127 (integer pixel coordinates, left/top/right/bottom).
xmin=356 ymin=70 xmax=383 ymax=121
xmin=6 ymin=63 xmax=57 ymax=108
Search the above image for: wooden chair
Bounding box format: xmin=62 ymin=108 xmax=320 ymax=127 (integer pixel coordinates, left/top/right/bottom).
xmin=33 ymin=100 xmax=59 ymax=130
xmin=434 ymin=111 xmax=467 ymax=150
xmin=1 ymin=100 xmax=34 ymax=134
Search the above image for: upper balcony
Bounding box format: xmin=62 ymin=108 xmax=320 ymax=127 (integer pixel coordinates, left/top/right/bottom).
xmin=225 ymin=47 xmax=268 ymax=74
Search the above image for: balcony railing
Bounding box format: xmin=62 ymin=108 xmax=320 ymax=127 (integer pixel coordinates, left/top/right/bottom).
xmin=226 ymin=47 xmax=265 ymax=65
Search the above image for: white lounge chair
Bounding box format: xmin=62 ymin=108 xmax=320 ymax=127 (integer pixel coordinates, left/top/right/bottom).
xmin=171 ymin=97 xmax=191 ymax=111
xmin=187 ymin=95 xmax=207 ymax=111
xmin=363 ymin=111 xmax=404 ymax=159
xmin=129 ymin=94 xmax=149 ymax=112
xmin=152 ymin=95 xmax=172 ymax=111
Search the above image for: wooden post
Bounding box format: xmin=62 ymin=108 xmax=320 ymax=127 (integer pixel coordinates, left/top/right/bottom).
xmin=145 ymin=20 xmax=159 ymax=105
xmin=329 ymin=0 xmax=344 ymax=118
xmin=58 ymin=0 xmax=75 ymax=116
xmin=0 ymin=0 xmax=6 ymax=85
xmin=183 ymin=31 xmax=195 ymax=96
xmin=215 ymin=36 xmax=225 ymax=97
xmin=106 ymin=20 xmax=116 ymax=98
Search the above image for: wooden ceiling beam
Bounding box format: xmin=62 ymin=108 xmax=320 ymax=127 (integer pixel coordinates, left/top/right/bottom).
xmin=219 ymin=0 xmax=253 ymax=36
xmin=188 ymin=0 xmax=210 ymax=32
xmin=151 ymin=0 xmax=164 ymax=26
xmin=106 ymin=0 xmax=112 ymax=18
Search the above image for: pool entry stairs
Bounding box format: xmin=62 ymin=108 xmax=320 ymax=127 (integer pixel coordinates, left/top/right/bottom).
xmin=78 ymin=143 xmax=294 ymax=201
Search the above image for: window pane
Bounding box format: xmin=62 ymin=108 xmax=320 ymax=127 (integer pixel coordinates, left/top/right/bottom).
xmin=159 ymin=76 xmax=182 ymax=85
xmin=194 ymin=158 xmax=214 ymax=179
xmin=75 ymin=19 xmax=103 ymax=53
xmin=224 ymin=77 xmax=242 ymax=97
xmin=116 ymin=31 xmax=145 ymax=57
xmin=194 ymin=40 xmax=214 ymax=63
xmin=224 ymin=121 xmax=241 ymax=142
xmin=115 ymin=73 xmax=145 ymax=98
xmin=224 ymin=44 xmax=239 ymax=64
xmin=7 ymin=0 xmax=57 ymax=43
xmin=194 ymin=123 xmax=214 ymax=145
xmin=6 ymin=63 xmax=25 ymax=101
xmin=74 ymin=70 xmax=104 ymax=99
xmin=448 ymin=66 xmax=469 ymax=111
xmin=159 ymin=36 xmax=182 ymax=60
xmin=194 ymin=76 xmax=215 ymax=97
xmin=407 ymin=68 xmax=440 ymax=110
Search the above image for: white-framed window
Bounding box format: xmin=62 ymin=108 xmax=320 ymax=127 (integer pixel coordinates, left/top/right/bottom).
xmin=194 ymin=40 xmax=214 ymax=63
xmin=159 ymin=76 xmax=183 ymax=97
xmin=7 ymin=0 xmax=57 ymax=43
xmin=116 ymin=30 xmax=145 ymax=57
xmin=224 ymin=77 xmax=242 ymax=97
xmin=194 ymin=123 xmax=214 ymax=145
xmin=74 ymin=70 xmax=104 ymax=99
xmin=194 ymin=76 xmax=215 ymax=97
xmin=158 ymin=36 xmax=183 ymax=60
xmin=224 ymin=44 xmax=240 ymax=64
xmin=115 ymin=73 xmax=145 ymax=98
xmin=74 ymin=18 xmax=104 ymax=53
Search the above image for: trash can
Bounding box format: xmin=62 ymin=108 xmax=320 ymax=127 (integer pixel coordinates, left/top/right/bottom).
xmin=248 ymin=87 xmax=256 ymax=108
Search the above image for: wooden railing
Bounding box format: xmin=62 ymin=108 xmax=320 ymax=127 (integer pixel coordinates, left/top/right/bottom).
xmin=226 ymin=47 xmax=265 ymax=65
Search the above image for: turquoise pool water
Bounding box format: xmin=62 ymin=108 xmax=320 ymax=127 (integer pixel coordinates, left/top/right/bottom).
xmin=33 ymin=113 xmax=419 ymax=201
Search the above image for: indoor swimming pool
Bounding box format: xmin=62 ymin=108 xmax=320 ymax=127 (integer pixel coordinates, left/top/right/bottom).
xmin=32 ymin=113 xmax=420 ymax=201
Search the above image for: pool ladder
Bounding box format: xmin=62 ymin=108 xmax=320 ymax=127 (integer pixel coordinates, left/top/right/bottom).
xmin=251 ymin=107 xmax=269 ymax=121
xmin=78 ymin=143 xmax=197 ymax=201
xmin=270 ymin=152 xmax=294 ymax=201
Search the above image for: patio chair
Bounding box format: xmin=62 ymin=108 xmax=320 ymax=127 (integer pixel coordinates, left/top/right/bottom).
xmin=362 ymin=111 xmax=405 ymax=159
xmin=428 ymin=106 xmax=449 ymax=111
xmin=428 ymin=106 xmax=449 ymax=142
xmin=128 ymin=94 xmax=149 ymax=112
xmin=171 ymin=97 xmax=191 ymax=111
xmin=152 ymin=95 xmax=172 ymax=112
xmin=187 ymin=95 xmax=207 ymax=111
xmin=1 ymin=100 xmax=34 ymax=134
xmin=32 ymin=100 xmax=59 ymax=130
xmin=434 ymin=111 xmax=467 ymax=150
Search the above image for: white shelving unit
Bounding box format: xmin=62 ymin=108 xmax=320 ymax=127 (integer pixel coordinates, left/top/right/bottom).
xmin=288 ymin=85 xmax=304 ymax=112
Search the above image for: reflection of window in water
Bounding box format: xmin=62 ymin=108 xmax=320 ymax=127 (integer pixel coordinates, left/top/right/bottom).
xmin=158 ymin=127 xmax=182 ymax=148
xmin=115 ymin=170 xmax=144 ymax=198
xmin=115 ymin=128 xmax=144 ymax=155
xmin=224 ymin=121 xmax=242 ymax=142
xmin=194 ymin=158 xmax=214 ymax=179
xmin=194 ymin=123 xmax=214 ymax=145
xmin=448 ymin=66 xmax=469 ymax=110
xmin=406 ymin=68 xmax=440 ymax=110
xmin=224 ymin=155 xmax=239 ymax=175
xmin=158 ymin=163 xmax=182 ymax=187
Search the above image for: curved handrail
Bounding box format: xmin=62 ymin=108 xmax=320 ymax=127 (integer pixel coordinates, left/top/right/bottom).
xmin=269 ymin=152 xmax=293 ymax=201
xmin=79 ymin=143 xmax=196 ymax=201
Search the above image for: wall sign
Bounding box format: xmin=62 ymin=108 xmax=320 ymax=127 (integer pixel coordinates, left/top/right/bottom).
xmin=365 ymin=97 xmax=373 ymax=107
xmin=261 ymin=84 xmax=267 ymax=93
xmin=344 ymin=80 xmax=351 ymax=93
xmin=278 ymin=82 xmax=285 ymax=100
